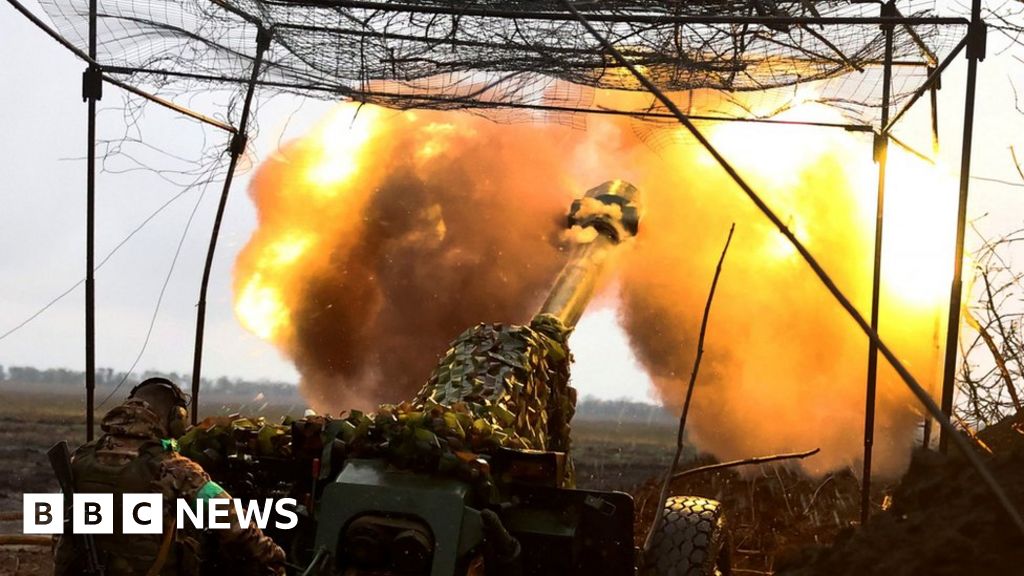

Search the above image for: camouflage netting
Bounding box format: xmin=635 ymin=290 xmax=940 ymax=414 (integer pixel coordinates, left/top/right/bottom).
xmin=180 ymin=314 xmax=576 ymax=488
xmin=416 ymin=313 xmax=576 ymax=453
xmin=38 ymin=0 xmax=966 ymax=128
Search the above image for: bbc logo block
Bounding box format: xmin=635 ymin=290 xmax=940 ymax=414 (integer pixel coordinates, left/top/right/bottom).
xmin=23 ymin=494 xmax=63 ymax=534
xmin=73 ymin=494 xmax=114 ymax=534
xmin=122 ymin=493 xmax=163 ymax=534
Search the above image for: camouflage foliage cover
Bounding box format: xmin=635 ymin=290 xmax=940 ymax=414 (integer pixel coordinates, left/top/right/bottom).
xmin=180 ymin=314 xmax=577 ymax=489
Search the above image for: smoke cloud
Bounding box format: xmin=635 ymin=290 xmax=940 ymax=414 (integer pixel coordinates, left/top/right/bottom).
xmin=237 ymin=106 xmax=581 ymax=410
xmin=237 ymin=97 xmax=955 ymax=477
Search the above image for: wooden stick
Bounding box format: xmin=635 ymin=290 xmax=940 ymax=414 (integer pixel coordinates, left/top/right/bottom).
xmin=802 ymin=474 xmax=835 ymax=516
xmin=963 ymin=299 xmax=1022 ymax=413
xmin=642 ymin=224 xmax=736 ymax=557
xmin=1011 ymin=146 xmax=1024 ymax=184
xmin=981 ymin=268 xmax=1024 ymax=414
xmin=0 ymin=535 xmax=52 ymax=547
xmin=953 ymin=413 xmax=994 ymax=455
xmin=670 ymin=448 xmax=821 ymax=481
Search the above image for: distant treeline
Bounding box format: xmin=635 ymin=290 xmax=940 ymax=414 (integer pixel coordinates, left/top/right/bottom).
xmin=0 ymin=365 xmax=297 ymax=399
xmin=573 ymin=396 xmax=674 ymax=424
xmin=0 ymin=365 xmax=673 ymax=423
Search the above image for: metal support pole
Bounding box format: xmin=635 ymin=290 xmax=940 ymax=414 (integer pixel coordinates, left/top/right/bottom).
xmin=929 ymin=66 xmax=940 ymax=154
xmin=862 ymin=0 xmax=895 ymax=525
xmin=190 ymin=27 xmax=270 ymax=424
xmin=939 ymin=0 xmax=985 ymax=454
xmin=84 ymin=0 xmax=100 ymax=441
xmin=922 ymin=315 xmax=941 ymax=448
xmin=923 ymin=65 xmax=941 ymax=448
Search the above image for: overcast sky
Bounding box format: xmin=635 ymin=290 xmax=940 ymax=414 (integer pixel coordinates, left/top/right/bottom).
xmin=1 ymin=1 xmax=1022 ymax=405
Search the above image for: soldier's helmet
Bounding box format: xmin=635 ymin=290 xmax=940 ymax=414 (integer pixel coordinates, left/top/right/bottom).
xmin=129 ymin=377 xmax=190 ymax=438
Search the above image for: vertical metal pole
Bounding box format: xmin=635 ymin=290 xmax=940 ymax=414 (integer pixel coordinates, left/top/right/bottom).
xmin=84 ymin=0 xmax=100 ymax=441
xmin=939 ymin=0 xmax=985 ymax=454
xmin=928 ymin=66 xmax=940 ymax=154
xmin=190 ymin=28 xmax=270 ymax=424
xmin=862 ymin=1 xmax=895 ymax=525
xmin=922 ymin=74 xmax=940 ymax=447
xmin=922 ymin=315 xmax=941 ymax=448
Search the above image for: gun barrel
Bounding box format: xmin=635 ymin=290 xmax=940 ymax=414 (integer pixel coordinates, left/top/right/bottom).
xmin=536 ymin=180 xmax=641 ymax=330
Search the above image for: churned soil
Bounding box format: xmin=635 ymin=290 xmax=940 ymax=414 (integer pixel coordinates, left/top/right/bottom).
xmin=775 ymin=415 xmax=1024 ymax=576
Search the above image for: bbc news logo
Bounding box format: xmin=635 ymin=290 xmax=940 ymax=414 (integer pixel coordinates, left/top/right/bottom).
xmin=23 ymin=494 xmax=298 ymax=534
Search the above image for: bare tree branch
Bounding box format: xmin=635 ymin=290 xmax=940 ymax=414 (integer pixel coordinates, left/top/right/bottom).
xmin=670 ymin=448 xmax=822 ymax=481
xmin=643 ymin=223 xmax=735 ymax=557
xmin=963 ymin=299 xmax=1022 ymax=413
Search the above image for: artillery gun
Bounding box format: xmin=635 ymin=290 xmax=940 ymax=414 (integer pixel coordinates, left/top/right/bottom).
xmin=182 ymin=181 xmax=730 ymax=576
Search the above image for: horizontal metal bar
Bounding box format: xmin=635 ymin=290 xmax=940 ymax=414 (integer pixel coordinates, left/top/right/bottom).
xmin=349 ymin=90 xmax=876 ymax=131
xmin=262 ymin=0 xmax=970 ymax=26
xmin=105 ymin=65 xmax=330 ymax=89
xmin=102 ymin=75 xmax=237 ymax=133
xmin=865 ymin=60 xmax=933 ymax=66
xmin=105 ymin=65 xmax=873 ymax=131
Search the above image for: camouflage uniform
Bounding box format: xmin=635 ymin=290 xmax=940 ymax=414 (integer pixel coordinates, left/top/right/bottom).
xmin=54 ymin=399 xmax=286 ymax=576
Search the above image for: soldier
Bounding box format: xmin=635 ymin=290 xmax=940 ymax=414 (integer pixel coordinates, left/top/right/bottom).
xmin=54 ymin=377 xmax=287 ymax=576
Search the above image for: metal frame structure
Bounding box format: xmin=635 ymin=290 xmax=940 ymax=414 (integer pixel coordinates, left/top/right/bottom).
xmin=85 ymin=0 xmax=98 ymax=442
xmin=5 ymin=0 xmax=1004 ymax=527
xmin=861 ymin=0 xmax=897 ymax=524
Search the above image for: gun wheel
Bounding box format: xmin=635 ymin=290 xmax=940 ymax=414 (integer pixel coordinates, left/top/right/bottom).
xmin=646 ymin=495 xmax=731 ymax=576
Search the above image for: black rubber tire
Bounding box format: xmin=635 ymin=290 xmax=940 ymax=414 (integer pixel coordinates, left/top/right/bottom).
xmin=647 ymin=496 xmax=730 ymax=576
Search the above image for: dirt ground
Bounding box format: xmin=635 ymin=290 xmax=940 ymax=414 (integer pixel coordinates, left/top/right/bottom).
xmin=774 ymin=416 xmax=1024 ymax=576
xmin=0 ymin=392 xmax=81 ymax=575
xmin=0 ymin=544 xmax=51 ymax=576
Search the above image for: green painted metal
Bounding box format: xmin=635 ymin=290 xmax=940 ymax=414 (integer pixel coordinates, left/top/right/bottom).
xmin=314 ymin=459 xmax=483 ymax=575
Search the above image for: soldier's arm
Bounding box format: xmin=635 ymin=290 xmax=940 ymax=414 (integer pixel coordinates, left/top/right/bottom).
xmin=159 ymin=455 xmax=287 ymax=576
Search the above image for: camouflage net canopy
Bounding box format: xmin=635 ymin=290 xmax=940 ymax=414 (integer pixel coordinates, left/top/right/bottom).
xmin=39 ymin=0 xmax=965 ymax=127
